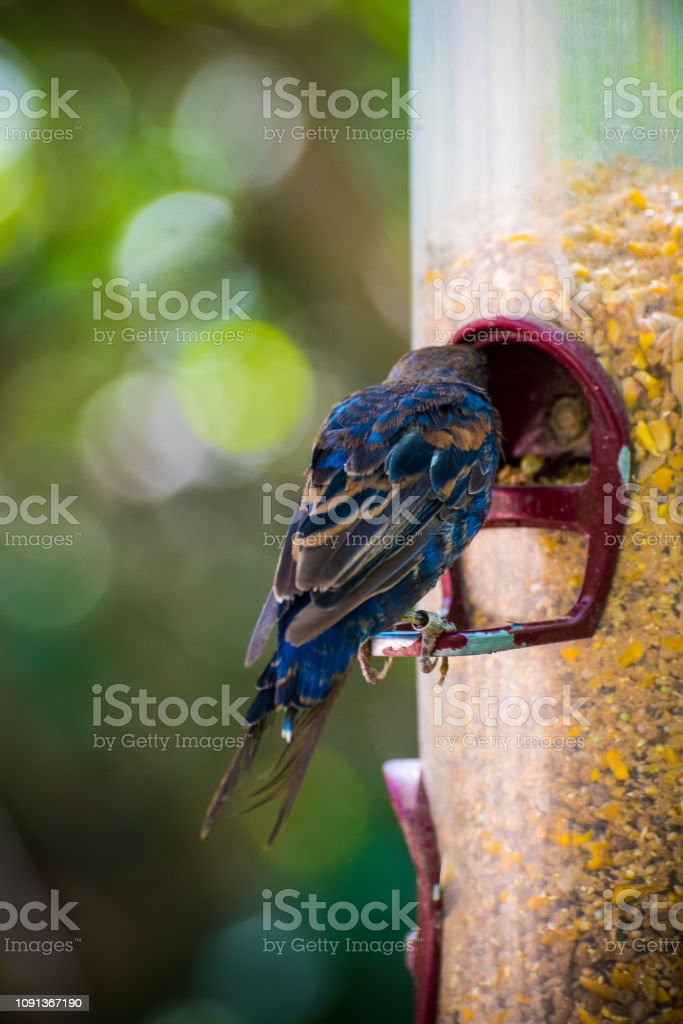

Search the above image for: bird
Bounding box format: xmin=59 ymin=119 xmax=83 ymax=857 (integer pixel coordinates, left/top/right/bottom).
xmin=201 ymin=343 xmax=501 ymax=844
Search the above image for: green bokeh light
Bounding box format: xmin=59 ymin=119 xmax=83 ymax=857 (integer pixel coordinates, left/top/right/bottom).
xmin=0 ymin=514 xmax=112 ymax=631
xmin=175 ymin=322 xmax=314 ymax=456
xmin=115 ymin=191 xmax=234 ymax=291
xmin=172 ymin=55 xmax=306 ymax=193
xmin=0 ymin=2 xmax=413 ymax=1020
xmin=246 ymin=747 xmax=370 ymax=870
xmin=195 ymin=915 xmax=339 ymax=1024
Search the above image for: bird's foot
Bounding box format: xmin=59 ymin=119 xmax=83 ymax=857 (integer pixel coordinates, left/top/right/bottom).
xmin=404 ymin=610 xmax=454 ymax=683
xmin=357 ymin=638 xmax=393 ymax=685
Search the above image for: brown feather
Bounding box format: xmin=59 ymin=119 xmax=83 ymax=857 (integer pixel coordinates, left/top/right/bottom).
xmin=200 ymin=718 xmax=270 ymax=839
xmin=245 ymin=590 xmax=278 ymax=666
xmin=244 ymin=680 xmax=345 ymax=844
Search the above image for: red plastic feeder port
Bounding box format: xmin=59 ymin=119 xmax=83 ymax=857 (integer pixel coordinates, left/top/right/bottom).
xmin=371 ymin=316 xmax=631 ymax=660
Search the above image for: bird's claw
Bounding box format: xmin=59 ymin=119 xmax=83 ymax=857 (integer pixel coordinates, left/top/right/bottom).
xmin=358 ymin=612 xmax=453 ymax=685
xmin=404 ymin=611 xmax=455 ymax=682
xmin=358 ymin=638 xmax=393 ymax=685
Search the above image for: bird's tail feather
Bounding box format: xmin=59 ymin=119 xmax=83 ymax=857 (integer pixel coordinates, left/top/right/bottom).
xmin=200 ymin=715 xmax=270 ymax=840
xmin=201 ymin=667 xmax=345 ymax=844
xmin=245 ymin=680 xmax=344 ymax=845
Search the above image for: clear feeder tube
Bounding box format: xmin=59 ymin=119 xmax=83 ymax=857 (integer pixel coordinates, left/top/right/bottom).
xmin=412 ymin=2 xmax=683 ymax=1022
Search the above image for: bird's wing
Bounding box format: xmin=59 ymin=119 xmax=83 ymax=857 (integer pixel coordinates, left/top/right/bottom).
xmin=269 ymin=377 xmax=499 ymax=647
xmin=244 ymin=589 xmax=278 ymax=666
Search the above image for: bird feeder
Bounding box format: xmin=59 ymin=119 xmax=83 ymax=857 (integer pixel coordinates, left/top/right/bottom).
xmin=377 ymin=3 xmax=683 ymax=1022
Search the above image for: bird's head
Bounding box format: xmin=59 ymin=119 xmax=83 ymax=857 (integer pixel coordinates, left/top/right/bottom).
xmin=386 ymin=344 xmax=488 ymax=390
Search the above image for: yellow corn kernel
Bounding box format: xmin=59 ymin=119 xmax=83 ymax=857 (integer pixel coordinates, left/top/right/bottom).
xmin=604 ymin=749 xmax=629 ymax=781
xmin=579 ymin=977 xmax=618 ymax=1001
xmin=619 ymin=641 xmax=644 ymax=667
xmin=520 ymin=454 xmax=544 ymax=477
xmin=610 ymin=964 xmax=636 ymax=990
xmin=505 ymin=232 xmax=538 ymax=244
xmin=650 ymin=466 xmax=675 ymax=491
xmin=641 ymin=976 xmax=670 ymax=1003
xmin=639 ymin=330 xmax=656 ymax=349
xmin=663 ymin=239 xmax=678 ymax=256
xmin=632 ymin=348 xmax=647 ymax=369
xmin=634 ymin=420 xmax=659 ymax=455
xmin=629 ymin=239 xmax=659 ymax=257
xmin=601 ymin=802 xmax=620 ymax=821
xmin=576 ymin=1007 xmax=600 ymax=1024
xmin=562 ymin=646 xmax=581 ymax=661
xmin=607 ymin=319 xmax=621 ymax=344
xmin=621 ymin=376 xmax=643 ymax=409
xmin=593 ymin=225 xmax=614 ymax=243
xmin=670 ymin=452 xmax=683 ymax=469
xmin=585 ymin=840 xmax=609 ymax=870
xmin=649 ymin=418 xmax=672 ymax=452
xmin=634 ymin=370 xmax=663 ymax=399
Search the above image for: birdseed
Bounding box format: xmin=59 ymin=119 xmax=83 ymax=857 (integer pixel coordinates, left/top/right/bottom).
xmin=417 ymin=159 xmax=682 ymax=1024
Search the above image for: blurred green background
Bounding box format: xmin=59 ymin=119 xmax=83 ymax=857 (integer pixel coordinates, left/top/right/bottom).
xmin=0 ymin=0 xmax=419 ymax=1021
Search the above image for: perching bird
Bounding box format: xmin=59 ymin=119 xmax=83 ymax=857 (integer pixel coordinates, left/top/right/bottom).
xmin=202 ymin=344 xmax=500 ymax=843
